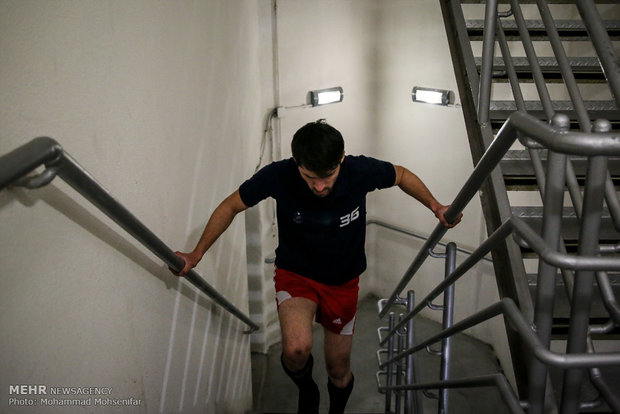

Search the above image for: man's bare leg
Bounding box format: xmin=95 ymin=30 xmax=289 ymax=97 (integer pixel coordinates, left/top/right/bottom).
xmin=324 ymin=328 xmax=354 ymax=414
xmin=278 ymin=297 xmax=320 ymax=414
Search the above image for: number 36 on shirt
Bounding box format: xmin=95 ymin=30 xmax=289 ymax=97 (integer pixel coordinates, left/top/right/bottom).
xmin=339 ymin=206 xmax=360 ymax=228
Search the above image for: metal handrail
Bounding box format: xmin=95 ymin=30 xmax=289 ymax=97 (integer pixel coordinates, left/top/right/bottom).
xmin=380 ymin=213 xmax=620 ymax=345
xmin=477 ymin=0 xmax=498 ymax=126
xmin=379 ymin=298 xmax=619 ymax=413
xmin=381 ymin=2 xmax=620 ymax=412
xmin=577 ymin=0 xmax=620 ymax=111
xmin=381 ymin=297 xmax=620 ymax=371
xmin=379 ymin=111 xmax=620 ymax=318
xmin=366 ymin=219 xmax=492 ymax=261
xmin=495 ymin=2 xmax=620 ymax=327
xmin=0 ymin=137 xmax=259 ymax=333
xmin=378 ymin=108 xmax=620 ymax=408
xmin=378 ymin=373 xmax=524 ymax=414
xmin=494 ymin=4 xmax=620 ymax=411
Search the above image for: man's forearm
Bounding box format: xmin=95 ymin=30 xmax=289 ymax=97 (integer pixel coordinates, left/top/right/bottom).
xmin=394 ymin=165 xmax=441 ymax=213
xmin=192 ymin=205 xmax=236 ymax=258
xmin=393 ymin=164 xmax=461 ymax=228
xmin=172 ymin=190 xmax=248 ymax=276
xmin=192 ymin=190 xmax=248 ymax=258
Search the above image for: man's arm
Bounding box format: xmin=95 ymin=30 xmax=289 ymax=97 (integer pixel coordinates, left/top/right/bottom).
xmin=393 ymin=164 xmax=462 ymax=228
xmin=173 ymin=189 xmax=248 ymax=276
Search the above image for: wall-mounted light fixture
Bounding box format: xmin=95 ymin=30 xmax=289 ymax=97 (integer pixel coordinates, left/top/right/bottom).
xmin=411 ymin=86 xmax=454 ymax=106
xmin=310 ymin=87 xmax=344 ymax=107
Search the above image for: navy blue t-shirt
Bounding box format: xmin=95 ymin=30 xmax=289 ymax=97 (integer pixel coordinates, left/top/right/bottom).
xmin=239 ymin=155 xmax=396 ymax=285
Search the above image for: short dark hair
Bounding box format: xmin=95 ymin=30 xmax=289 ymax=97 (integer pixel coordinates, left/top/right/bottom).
xmin=291 ymin=120 xmax=344 ymax=176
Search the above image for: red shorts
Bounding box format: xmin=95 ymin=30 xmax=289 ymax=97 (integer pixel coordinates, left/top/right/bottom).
xmin=274 ymin=268 xmax=359 ymax=335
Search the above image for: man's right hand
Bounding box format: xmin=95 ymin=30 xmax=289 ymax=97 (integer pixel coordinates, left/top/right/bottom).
xmin=170 ymin=251 xmax=202 ymax=277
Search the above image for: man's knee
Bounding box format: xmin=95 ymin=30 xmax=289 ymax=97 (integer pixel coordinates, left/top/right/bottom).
xmin=282 ymin=340 xmax=313 ymax=369
xmin=326 ymin=356 xmax=351 ymax=381
xmin=284 ymin=342 xmax=312 ymax=360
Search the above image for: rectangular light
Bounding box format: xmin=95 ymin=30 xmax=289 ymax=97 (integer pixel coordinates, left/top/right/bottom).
xmin=412 ymin=86 xmax=454 ymax=106
xmin=310 ymin=87 xmax=344 ymax=107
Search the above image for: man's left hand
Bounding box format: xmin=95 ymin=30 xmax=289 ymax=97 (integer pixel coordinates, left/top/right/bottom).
xmin=434 ymin=204 xmax=462 ymax=228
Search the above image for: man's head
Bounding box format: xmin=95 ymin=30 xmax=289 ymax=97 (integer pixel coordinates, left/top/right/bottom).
xmin=292 ymin=120 xmax=345 ymax=197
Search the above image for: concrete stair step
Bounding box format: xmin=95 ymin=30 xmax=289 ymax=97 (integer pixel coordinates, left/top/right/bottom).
xmin=527 ymin=272 xmax=620 ymax=320
xmin=512 ymin=206 xmax=620 ymax=241
xmin=461 ymin=0 xmax=618 ymax=4
xmin=475 ymin=56 xmax=607 ymax=83
xmin=466 ymin=18 xmax=620 ymax=41
xmin=500 ymin=149 xmax=620 ymax=189
xmin=489 ymin=100 xmax=619 ymax=122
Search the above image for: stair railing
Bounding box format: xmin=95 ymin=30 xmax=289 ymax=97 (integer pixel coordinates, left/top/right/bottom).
xmin=490 ymin=3 xmax=620 ymax=411
xmin=577 ymin=0 xmax=620 ymax=111
xmin=493 ymin=2 xmax=620 ymax=412
xmin=421 ymin=0 xmax=620 ymax=412
xmin=366 ymin=219 xmax=493 ymax=262
xmin=0 ymin=137 xmax=259 ymax=333
xmin=376 ymin=108 xmax=620 ymax=413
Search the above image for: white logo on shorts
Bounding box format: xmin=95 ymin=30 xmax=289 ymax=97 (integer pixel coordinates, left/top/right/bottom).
xmin=332 ymin=318 xmax=342 ymax=325
xmin=276 ymin=290 xmax=292 ymax=306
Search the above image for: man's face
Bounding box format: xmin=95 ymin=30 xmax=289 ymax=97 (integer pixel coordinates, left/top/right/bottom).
xmin=298 ymin=163 xmax=341 ymax=198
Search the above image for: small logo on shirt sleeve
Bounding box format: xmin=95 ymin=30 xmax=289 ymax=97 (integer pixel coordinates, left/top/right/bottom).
xmin=293 ymin=211 xmax=303 ymax=224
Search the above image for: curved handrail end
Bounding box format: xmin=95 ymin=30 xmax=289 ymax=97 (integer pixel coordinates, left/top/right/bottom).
xmin=0 ymin=137 xmax=64 ymax=191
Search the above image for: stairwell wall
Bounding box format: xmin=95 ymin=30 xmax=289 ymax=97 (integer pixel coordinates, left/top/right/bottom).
xmin=0 ymin=1 xmax=271 ymax=413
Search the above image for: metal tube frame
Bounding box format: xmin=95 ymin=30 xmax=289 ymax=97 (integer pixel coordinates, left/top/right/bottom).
xmin=381 ymin=297 xmax=620 ymax=372
xmin=396 ymin=314 xmax=405 ymax=414
xmin=366 ymin=219 xmax=492 ymax=262
xmin=438 ymin=244 xmax=456 ymax=414
xmin=477 ymin=0 xmax=498 ymax=126
xmin=495 ymin=5 xmax=620 ymax=331
xmin=405 ymin=291 xmax=422 ymax=414
xmin=386 ymin=313 xmax=396 ymax=413
xmin=561 ymin=154 xmax=609 ymax=413
xmin=376 ymin=59 xmax=620 ymax=414
xmin=388 ymin=1 xmax=620 ymax=413
xmin=576 ymin=0 xmax=620 ymax=110
xmin=380 ymin=110 xmax=620 ymax=319
xmin=526 ymin=146 xmax=567 ymax=414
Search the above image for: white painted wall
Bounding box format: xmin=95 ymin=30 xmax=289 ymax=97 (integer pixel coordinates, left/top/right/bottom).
xmin=0 ymin=1 xmax=270 ymax=412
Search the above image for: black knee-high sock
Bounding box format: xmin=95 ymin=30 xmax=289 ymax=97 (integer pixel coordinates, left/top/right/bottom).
xmin=281 ymin=353 xmax=320 ymax=414
xmin=328 ymin=373 xmax=354 ymax=414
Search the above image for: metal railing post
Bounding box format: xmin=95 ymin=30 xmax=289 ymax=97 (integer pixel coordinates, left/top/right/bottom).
xmin=560 ymin=121 xmax=611 ymax=413
xmin=386 ymin=312 xmax=396 ymax=414
xmin=405 ymin=290 xmax=423 ymax=414
xmin=438 ymin=243 xmax=456 ymax=414
xmin=508 ymin=0 xmax=554 ymax=118
xmin=477 ymin=0 xmax=498 ymax=126
xmin=396 ymin=314 xmax=405 ymax=414
xmin=526 ymin=117 xmax=568 ymax=414
xmin=576 ymin=0 xmax=620 ymax=110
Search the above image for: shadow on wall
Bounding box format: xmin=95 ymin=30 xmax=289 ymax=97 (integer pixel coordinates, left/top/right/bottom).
xmin=1 ymin=182 xmax=253 ymax=412
xmin=2 ymin=183 xmax=225 ymax=316
xmin=159 ymin=280 xmax=252 ymax=413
